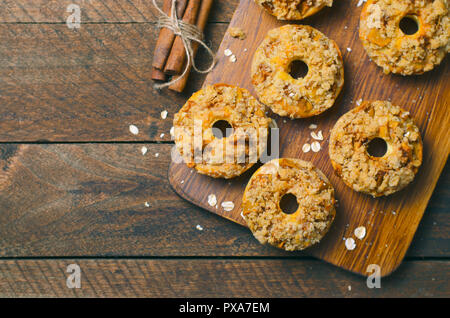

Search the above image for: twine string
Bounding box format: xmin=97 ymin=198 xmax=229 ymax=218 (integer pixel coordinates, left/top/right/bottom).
xmin=152 ymin=0 xmax=216 ymax=89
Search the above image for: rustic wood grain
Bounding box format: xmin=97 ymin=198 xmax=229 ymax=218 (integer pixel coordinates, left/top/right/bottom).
xmin=0 ymin=259 xmax=448 ymax=297
xmin=0 ymin=23 xmax=228 ymax=141
xmin=169 ymin=0 xmax=450 ymax=276
xmin=0 ymin=143 xmax=447 ymax=258
xmin=0 ymin=0 xmax=238 ymax=23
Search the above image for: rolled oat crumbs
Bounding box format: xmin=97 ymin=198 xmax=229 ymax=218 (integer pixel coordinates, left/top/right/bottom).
xmin=141 ymin=146 xmax=148 ymax=155
xmin=359 ymin=0 xmax=449 ymax=75
xmin=354 ymin=226 xmax=367 ymax=240
xmin=302 ymin=143 xmax=311 ymax=153
xmin=345 ymin=237 xmax=356 ymax=250
xmin=311 ymin=130 xmax=323 ymax=140
xmin=311 ymin=141 xmax=321 ymax=152
xmin=329 ymin=100 xmax=423 ymax=197
xmin=196 ymin=224 xmax=203 ymax=231
xmin=129 ymin=124 xmax=139 ymax=135
xmin=229 ymin=27 xmax=247 ymax=40
xmin=161 ymin=110 xmax=168 ymax=119
xmin=224 ymin=49 xmax=233 ymax=57
xmin=251 ymin=25 xmax=344 ymax=118
xmin=207 ymin=194 xmax=217 ymax=207
xmin=221 ymin=201 xmax=235 ymax=211
xmin=255 ymin=0 xmax=333 ymax=20
xmin=242 ymin=158 xmax=336 ymax=251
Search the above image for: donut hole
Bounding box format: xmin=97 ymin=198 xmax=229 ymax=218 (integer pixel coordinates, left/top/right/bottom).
xmin=399 ymin=16 xmax=419 ymax=35
xmin=288 ymin=60 xmax=309 ymax=79
xmin=279 ymin=193 xmax=299 ymax=215
xmin=367 ymin=137 xmax=388 ymax=158
xmin=212 ymin=120 xmax=233 ymax=139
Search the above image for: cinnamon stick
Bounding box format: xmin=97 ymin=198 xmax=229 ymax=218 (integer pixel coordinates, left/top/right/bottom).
xmin=151 ymin=67 xmax=167 ymax=82
xmin=152 ymin=0 xmax=189 ymax=72
xmin=164 ymin=0 xmax=202 ymax=75
xmin=169 ymin=0 xmax=214 ymax=92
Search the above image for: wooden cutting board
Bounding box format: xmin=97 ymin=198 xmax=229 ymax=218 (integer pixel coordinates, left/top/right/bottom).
xmin=169 ymin=0 xmax=449 ymax=276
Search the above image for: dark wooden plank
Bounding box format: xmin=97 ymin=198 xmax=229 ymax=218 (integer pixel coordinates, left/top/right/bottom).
xmin=0 ymin=23 xmax=227 ymax=141
xmin=0 ymin=143 xmax=447 ymax=258
xmin=0 ymin=0 xmax=238 ymax=23
xmin=0 ymin=259 xmax=448 ymax=297
xmin=169 ymin=0 xmax=450 ymax=276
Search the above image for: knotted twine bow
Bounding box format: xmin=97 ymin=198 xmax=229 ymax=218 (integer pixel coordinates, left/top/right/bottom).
xmin=152 ymin=0 xmax=216 ymax=89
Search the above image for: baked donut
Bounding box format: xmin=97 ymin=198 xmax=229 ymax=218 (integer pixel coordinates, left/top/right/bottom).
xmin=251 ymin=25 xmax=344 ymax=118
xmin=329 ymin=101 xmax=423 ymax=197
xmin=242 ymin=158 xmax=336 ymax=251
xmin=255 ymin=0 xmax=333 ymax=20
xmin=173 ymin=84 xmax=271 ymax=179
xmin=359 ymin=0 xmax=450 ymax=75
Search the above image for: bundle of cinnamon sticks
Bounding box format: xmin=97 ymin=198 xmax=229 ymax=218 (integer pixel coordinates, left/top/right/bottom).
xmin=151 ymin=0 xmax=214 ymax=92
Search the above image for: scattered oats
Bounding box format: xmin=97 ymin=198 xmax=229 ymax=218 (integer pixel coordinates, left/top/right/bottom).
xmin=348 ymin=285 xmax=352 ymax=291
xmin=160 ymin=133 xmax=165 ymax=138
xmin=243 ymin=48 xmax=248 ymax=52
xmin=181 ymin=180 xmax=184 ymax=184
xmin=344 ymin=25 xmax=348 ymax=29
xmin=230 ymin=54 xmax=237 ymax=63
xmin=155 ymin=153 xmax=160 ymax=158
xmin=302 ymin=143 xmax=311 ymax=153
xmin=311 ymin=141 xmax=321 ymax=152
xmin=221 ymin=201 xmax=235 ymax=212
xmin=224 ymin=48 xmax=233 ymax=57
xmin=196 ymin=224 xmax=203 ymax=231
xmin=354 ymin=226 xmax=366 ymax=240
xmin=309 ymin=124 xmax=317 ymax=130
xmin=289 ymin=92 xmax=295 ymax=98
xmin=356 ymin=99 xmax=363 ymax=106
xmin=401 ymin=111 xmax=410 ymax=118
xmin=144 ymin=202 xmax=150 ymax=207
xmin=240 ymin=211 xmax=246 ymax=220
xmin=129 ymin=124 xmax=139 ymax=135
xmin=392 ymin=210 xmax=397 ymax=215
xmin=345 ymin=238 xmax=356 ymax=250
xmin=228 ymin=27 xmax=246 ymax=40
xmin=347 ymin=47 xmax=352 ymax=52
xmin=207 ymin=194 xmax=217 ymax=207
xmin=141 ymin=146 xmax=148 ymax=155
xmin=311 ymin=130 xmax=323 ymax=141
xmin=170 ymin=126 xmax=175 ymax=137
xmin=412 ymin=99 xmax=417 ymax=103
xmin=161 ymin=110 xmax=168 ymax=119
xmin=283 ymin=119 xmax=287 ymax=123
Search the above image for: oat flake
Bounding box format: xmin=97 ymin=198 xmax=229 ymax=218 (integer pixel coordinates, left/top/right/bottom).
xmin=302 ymin=143 xmax=311 ymax=153
xmin=224 ymin=49 xmax=233 ymax=57
xmin=311 ymin=141 xmax=321 ymax=152
xmin=207 ymin=194 xmax=217 ymax=207
xmin=354 ymin=226 xmax=366 ymax=240
xmin=309 ymin=124 xmax=318 ymax=130
xmin=221 ymin=201 xmax=235 ymax=211
xmin=345 ymin=237 xmax=356 ymax=250
xmin=161 ymin=110 xmax=168 ymax=119
xmin=196 ymin=224 xmax=203 ymax=231
xmin=311 ymin=130 xmax=323 ymax=141
xmin=141 ymin=146 xmax=148 ymax=155
xmin=129 ymin=125 xmax=139 ymax=135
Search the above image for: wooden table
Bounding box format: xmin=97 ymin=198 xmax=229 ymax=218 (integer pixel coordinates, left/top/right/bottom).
xmin=0 ymin=0 xmax=448 ymax=297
